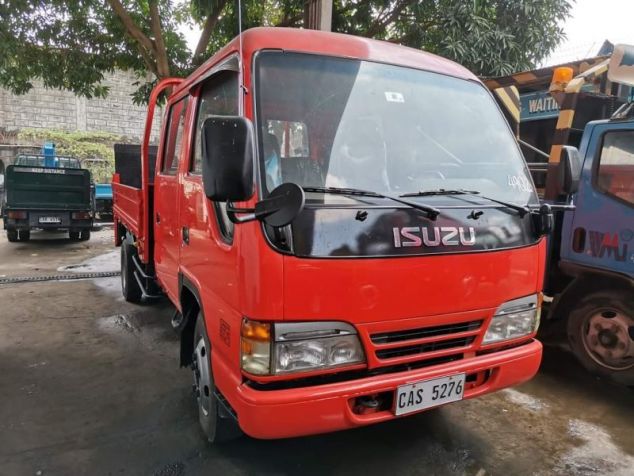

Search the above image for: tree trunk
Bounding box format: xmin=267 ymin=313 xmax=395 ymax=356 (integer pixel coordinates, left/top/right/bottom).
xmin=193 ymin=0 xmax=229 ymax=66
xmin=106 ymin=0 xmax=159 ymax=76
xmin=149 ymin=0 xmax=170 ymax=77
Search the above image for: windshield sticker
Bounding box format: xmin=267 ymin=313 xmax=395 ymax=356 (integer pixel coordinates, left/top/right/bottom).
xmin=508 ymin=174 xmax=532 ymax=192
xmin=384 ymin=91 xmax=404 ymax=103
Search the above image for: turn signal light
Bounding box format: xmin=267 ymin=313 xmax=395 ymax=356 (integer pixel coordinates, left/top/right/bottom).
xmin=241 ymin=319 xmax=271 ymax=375
xmin=241 ymin=319 xmax=271 ymax=341
xmin=71 ymin=211 xmax=92 ymax=220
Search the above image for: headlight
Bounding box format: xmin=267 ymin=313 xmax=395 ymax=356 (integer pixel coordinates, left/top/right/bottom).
xmin=483 ymin=294 xmax=541 ymax=345
xmin=240 ymin=319 xmax=366 ymax=375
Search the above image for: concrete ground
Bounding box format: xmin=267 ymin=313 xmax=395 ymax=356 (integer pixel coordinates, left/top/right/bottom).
xmin=0 ymin=227 xmax=632 ymax=476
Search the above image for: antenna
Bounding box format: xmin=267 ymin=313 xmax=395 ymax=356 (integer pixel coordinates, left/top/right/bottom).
xmin=237 ymin=0 xmax=246 ymax=110
xmin=237 ymin=0 xmax=243 ymax=57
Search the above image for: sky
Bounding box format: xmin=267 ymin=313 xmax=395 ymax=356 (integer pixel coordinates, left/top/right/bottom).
xmin=545 ymin=0 xmax=634 ymax=66
xmin=180 ymin=0 xmax=634 ymax=67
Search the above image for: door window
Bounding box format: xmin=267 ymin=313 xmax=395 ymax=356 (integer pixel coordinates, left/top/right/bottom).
xmin=191 ymin=70 xmax=239 ymax=241
xmin=597 ymin=131 xmax=634 ymax=206
xmin=161 ymin=97 xmax=189 ymax=175
xmin=191 ymin=71 xmax=239 ymax=174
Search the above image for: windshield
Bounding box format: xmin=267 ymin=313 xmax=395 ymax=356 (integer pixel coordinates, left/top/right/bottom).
xmin=254 ymin=52 xmax=537 ymax=205
xmin=15 ymin=155 xmax=81 ymax=169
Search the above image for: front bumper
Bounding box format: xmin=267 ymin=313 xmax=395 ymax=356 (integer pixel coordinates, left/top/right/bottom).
xmin=219 ymin=339 xmax=542 ymax=439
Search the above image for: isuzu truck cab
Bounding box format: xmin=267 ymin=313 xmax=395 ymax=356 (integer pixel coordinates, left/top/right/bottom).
xmin=113 ymin=28 xmax=549 ymax=442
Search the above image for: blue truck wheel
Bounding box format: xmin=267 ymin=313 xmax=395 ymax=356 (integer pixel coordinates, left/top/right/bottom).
xmin=568 ymin=289 xmax=634 ymax=386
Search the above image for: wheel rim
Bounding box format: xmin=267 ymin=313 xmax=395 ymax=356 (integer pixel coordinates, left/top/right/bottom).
xmin=193 ymin=337 xmax=212 ymax=416
xmin=581 ymin=307 xmax=634 ymax=371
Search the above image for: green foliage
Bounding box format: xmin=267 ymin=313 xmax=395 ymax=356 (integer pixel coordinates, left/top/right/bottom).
xmin=0 ymin=0 xmax=572 ymax=103
xmin=17 ymin=129 xmax=126 ymax=183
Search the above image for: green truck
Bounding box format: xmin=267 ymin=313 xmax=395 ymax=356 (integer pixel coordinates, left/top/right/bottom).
xmin=2 ymin=150 xmax=93 ymax=242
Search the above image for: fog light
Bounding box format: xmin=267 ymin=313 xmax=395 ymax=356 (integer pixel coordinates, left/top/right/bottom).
xmin=483 ymin=294 xmax=541 ymax=345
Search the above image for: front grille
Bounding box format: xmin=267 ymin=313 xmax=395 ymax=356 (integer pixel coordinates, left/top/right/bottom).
xmin=370 ymin=319 xmax=483 ymax=363
xmin=371 ymin=320 xmax=483 ymax=344
xmin=375 ymin=336 xmax=475 ymax=359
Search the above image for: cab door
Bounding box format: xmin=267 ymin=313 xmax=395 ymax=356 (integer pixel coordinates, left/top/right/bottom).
xmin=562 ymin=122 xmax=634 ymax=276
xmin=179 ymin=66 xmax=242 ymax=360
xmin=154 ymin=97 xmax=190 ymax=300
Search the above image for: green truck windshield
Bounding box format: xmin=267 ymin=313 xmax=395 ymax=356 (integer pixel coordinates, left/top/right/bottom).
xmin=15 ymin=155 xmax=82 ymax=169
xmin=255 ymin=52 xmax=537 ymax=206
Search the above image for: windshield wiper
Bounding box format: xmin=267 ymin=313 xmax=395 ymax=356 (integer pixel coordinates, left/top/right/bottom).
xmin=303 ymin=186 xmax=440 ymax=220
xmin=400 ymin=189 xmax=530 ymax=217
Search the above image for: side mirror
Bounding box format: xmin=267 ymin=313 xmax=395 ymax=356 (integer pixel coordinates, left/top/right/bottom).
xmin=558 ymin=146 xmax=582 ymax=195
xmin=533 ymin=203 xmax=554 ymax=236
xmin=227 ymin=182 xmax=305 ymax=227
xmin=202 ymin=116 xmax=254 ymax=202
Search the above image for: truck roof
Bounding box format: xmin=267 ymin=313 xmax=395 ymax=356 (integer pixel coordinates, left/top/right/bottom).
xmin=177 ymin=27 xmax=478 ymax=94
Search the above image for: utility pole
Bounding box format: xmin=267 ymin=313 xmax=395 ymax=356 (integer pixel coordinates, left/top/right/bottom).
xmin=304 ymin=0 xmax=332 ymax=31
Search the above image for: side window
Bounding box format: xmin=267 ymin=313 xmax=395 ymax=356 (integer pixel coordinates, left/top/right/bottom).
xmin=192 ymin=70 xmax=239 ymax=241
xmin=161 ymin=97 xmax=189 ymax=174
xmin=192 ymin=71 xmax=239 ymax=174
xmin=597 ymin=131 xmax=634 ymax=206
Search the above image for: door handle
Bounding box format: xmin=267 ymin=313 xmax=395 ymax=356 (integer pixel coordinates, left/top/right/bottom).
xmin=156 ymin=213 xmax=161 ymax=224
xmin=182 ymin=226 xmax=190 ymax=245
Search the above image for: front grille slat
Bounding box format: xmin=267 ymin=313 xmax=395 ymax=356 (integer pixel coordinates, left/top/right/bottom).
xmin=375 ymin=336 xmax=475 ymax=359
xmin=371 ymin=320 xmax=483 ymax=344
xmin=369 ymin=319 xmax=484 ymax=364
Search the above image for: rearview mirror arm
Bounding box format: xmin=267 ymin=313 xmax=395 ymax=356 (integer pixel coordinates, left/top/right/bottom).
xmin=226 ymin=202 xmax=257 ymax=224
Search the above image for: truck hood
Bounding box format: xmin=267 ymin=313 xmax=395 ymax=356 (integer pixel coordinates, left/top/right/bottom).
xmin=282 ymin=238 xmax=545 ymax=324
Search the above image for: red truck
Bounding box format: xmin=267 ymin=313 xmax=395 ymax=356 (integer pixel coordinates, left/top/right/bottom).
xmin=113 ymin=28 xmax=549 ymax=442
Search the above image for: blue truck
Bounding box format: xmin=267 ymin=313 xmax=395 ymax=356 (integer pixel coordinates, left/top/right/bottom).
xmin=493 ymin=46 xmax=634 ymax=384
xmin=94 ymin=183 xmax=113 ymax=221
xmin=552 ymin=116 xmax=634 ymax=385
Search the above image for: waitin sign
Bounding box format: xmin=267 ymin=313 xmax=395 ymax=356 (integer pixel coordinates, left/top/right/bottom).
xmin=520 ymin=91 xmax=560 ymax=122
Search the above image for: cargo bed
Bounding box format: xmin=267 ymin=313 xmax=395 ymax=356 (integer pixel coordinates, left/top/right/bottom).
xmin=112 ymin=144 xmax=158 ymax=261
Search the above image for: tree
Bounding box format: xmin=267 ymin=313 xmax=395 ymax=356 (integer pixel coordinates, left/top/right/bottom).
xmin=0 ymin=1 xmax=571 ymax=103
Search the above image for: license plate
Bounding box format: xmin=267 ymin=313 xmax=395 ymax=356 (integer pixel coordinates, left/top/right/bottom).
xmin=39 ymin=216 xmax=61 ymax=224
xmin=394 ymin=373 xmax=465 ymax=415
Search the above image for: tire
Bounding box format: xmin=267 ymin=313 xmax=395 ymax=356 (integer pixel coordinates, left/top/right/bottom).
xmin=69 ymin=231 xmax=80 ymax=241
xmin=17 ymin=230 xmax=30 ymax=242
xmin=121 ymin=239 xmax=143 ymax=303
xmin=79 ymin=229 xmax=91 ymax=241
xmin=192 ymin=313 xmax=241 ymax=443
xmin=567 ymin=289 xmax=634 ymax=385
xmin=6 ymin=229 xmax=18 ymax=242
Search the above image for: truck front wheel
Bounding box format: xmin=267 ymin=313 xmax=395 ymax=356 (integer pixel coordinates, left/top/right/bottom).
xmin=568 ymin=289 xmax=634 ymax=385
xmin=120 ymin=240 xmax=142 ymax=303
xmin=192 ymin=313 xmax=241 ymax=443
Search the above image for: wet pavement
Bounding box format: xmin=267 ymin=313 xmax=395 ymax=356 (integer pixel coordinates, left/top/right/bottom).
xmin=0 ymin=227 xmax=632 ymax=475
